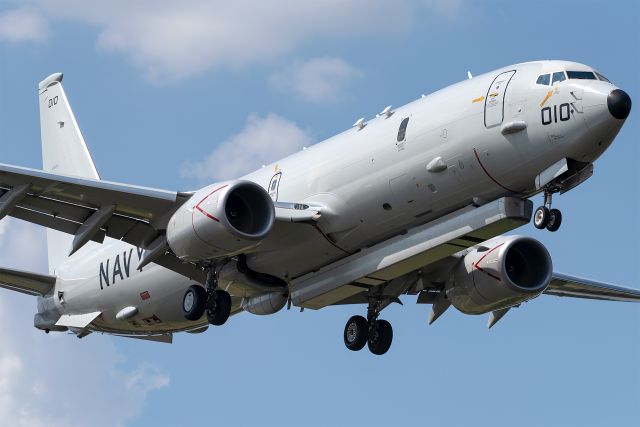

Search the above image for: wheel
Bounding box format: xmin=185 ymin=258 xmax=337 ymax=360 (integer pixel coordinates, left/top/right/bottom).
xmin=207 ymin=290 xmax=232 ymax=326
xmin=546 ymin=208 xmax=562 ymax=232
xmin=533 ymin=206 xmax=550 ymax=229
xmin=343 ymin=315 xmax=368 ymax=351
xmin=367 ymin=319 xmax=393 ymax=355
xmin=183 ymin=285 xmax=207 ymax=321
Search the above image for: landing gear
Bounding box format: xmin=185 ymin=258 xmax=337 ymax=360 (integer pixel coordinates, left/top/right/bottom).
xmin=344 ymin=315 xmax=368 ymax=351
xmin=368 ymin=319 xmax=393 ymax=355
xmin=206 ymin=289 xmax=231 ymax=326
xmin=343 ymin=297 xmax=394 ymax=355
xmin=533 ymin=206 xmax=549 ymax=229
xmin=183 ymin=285 xmax=206 ymax=321
xmin=182 ymin=263 xmax=232 ymax=326
xmin=534 ymin=192 xmax=562 ymax=232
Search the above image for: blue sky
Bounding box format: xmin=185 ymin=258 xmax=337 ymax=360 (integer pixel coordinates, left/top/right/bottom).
xmin=0 ymin=1 xmax=638 ymax=426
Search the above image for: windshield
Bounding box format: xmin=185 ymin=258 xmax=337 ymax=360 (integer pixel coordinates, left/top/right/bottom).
xmin=567 ymin=71 xmax=597 ymax=80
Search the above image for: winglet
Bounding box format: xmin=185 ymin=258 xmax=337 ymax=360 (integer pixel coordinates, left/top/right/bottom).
xmin=38 ymin=73 xmax=63 ymax=91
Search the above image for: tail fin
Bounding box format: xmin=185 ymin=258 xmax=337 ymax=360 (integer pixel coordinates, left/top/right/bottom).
xmin=38 ymin=73 xmax=101 ymax=273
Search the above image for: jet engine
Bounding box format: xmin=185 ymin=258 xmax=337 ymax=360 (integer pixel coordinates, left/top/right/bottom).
xmin=446 ymin=236 xmax=552 ymax=314
xmin=167 ymin=180 xmax=275 ymax=261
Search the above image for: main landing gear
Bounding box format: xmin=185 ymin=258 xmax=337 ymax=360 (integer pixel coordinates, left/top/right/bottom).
xmin=344 ymin=297 xmax=393 ymax=355
xmin=182 ymin=264 xmax=231 ymax=326
xmin=534 ymin=191 xmax=562 ymax=232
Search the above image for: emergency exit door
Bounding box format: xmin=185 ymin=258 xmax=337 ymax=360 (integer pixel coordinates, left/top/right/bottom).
xmin=484 ymin=70 xmax=516 ymax=128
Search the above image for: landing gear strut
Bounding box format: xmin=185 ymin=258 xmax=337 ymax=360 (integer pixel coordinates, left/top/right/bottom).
xmin=343 ymin=296 xmax=393 ymax=355
xmin=182 ymin=263 xmax=232 ymax=326
xmin=534 ymin=191 xmax=562 ymax=232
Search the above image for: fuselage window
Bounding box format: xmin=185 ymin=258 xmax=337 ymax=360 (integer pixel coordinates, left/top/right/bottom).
xmin=567 ymin=71 xmax=596 ymax=80
xmin=551 ymin=71 xmax=566 ymax=85
xmin=595 ymin=72 xmax=611 ymax=83
xmin=536 ymin=74 xmax=550 ymax=85
xmin=397 ymin=117 xmax=410 ymax=142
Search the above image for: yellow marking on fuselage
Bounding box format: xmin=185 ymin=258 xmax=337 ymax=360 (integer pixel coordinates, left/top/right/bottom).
xmin=274 ymin=163 xmax=279 ymax=172
xmin=540 ymin=90 xmax=553 ymax=107
xmin=472 ymin=96 xmax=485 ymax=103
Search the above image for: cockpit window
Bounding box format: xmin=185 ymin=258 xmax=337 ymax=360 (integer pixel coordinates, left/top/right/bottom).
xmin=595 ymin=72 xmax=610 ymax=83
xmin=536 ymin=74 xmax=550 ymax=86
xmin=567 ymin=71 xmax=597 ymax=80
xmin=551 ymin=71 xmax=566 ymax=85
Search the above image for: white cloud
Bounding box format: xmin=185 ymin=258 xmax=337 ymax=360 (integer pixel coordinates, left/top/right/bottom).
xmin=181 ymin=113 xmax=313 ymax=182
xmin=0 ymin=218 xmax=169 ymax=426
xmin=1 ymin=0 xmax=415 ymax=81
xmin=1 ymin=1 xmax=465 ymax=81
xmin=269 ymin=57 xmax=362 ymax=103
xmin=0 ymin=7 xmax=50 ymax=43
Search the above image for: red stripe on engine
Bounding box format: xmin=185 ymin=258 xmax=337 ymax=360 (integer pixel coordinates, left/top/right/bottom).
xmin=473 ymin=243 xmax=504 ymax=282
xmin=194 ymin=184 xmax=228 ymax=222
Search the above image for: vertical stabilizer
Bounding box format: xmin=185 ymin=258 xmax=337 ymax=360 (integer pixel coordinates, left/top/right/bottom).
xmin=38 ymin=73 xmax=100 ymax=273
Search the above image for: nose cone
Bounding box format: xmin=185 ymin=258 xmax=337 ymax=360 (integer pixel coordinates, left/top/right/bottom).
xmin=607 ymin=89 xmax=631 ymax=120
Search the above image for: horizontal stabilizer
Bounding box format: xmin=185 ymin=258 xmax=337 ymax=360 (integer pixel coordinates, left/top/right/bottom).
xmin=55 ymin=311 xmax=101 ymax=328
xmin=0 ymin=267 xmax=56 ymax=296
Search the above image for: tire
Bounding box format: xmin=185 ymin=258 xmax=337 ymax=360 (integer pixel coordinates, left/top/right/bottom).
xmin=368 ymin=319 xmax=393 ymax=355
xmin=207 ymin=290 xmax=232 ymax=326
xmin=183 ymin=285 xmax=207 ymax=321
xmin=343 ymin=315 xmax=368 ymax=351
xmin=533 ymin=206 xmax=550 ymax=229
xmin=546 ymin=208 xmax=562 ymax=232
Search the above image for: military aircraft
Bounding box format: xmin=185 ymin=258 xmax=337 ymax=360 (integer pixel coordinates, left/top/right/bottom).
xmin=0 ymin=60 xmax=637 ymax=354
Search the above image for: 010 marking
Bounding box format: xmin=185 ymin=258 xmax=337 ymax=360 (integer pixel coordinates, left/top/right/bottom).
xmin=541 ymin=103 xmax=570 ymax=125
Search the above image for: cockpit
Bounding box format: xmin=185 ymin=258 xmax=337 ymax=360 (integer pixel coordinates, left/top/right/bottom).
xmin=536 ymin=70 xmax=610 ymax=86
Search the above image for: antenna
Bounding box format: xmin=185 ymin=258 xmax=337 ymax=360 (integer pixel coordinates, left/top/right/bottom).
xmin=377 ymin=105 xmax=393 ymax=119
xmin=353 ymin=117 xmax=366 ymax=130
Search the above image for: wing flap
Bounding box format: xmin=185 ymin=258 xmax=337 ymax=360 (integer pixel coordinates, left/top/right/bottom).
xmin=0 ymin=267 xmax=56 ymax=296
xmin=545 ymin=273 xmax=640 ymax=302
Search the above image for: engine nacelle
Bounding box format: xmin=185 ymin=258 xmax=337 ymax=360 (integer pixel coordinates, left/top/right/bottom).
xmin=167 ymin=180 xmax=275 ymax=261
xmin=446 ymin=235 xmax=553 ymax=314
xmin=242 ymin=292 xmax=288 ymax=315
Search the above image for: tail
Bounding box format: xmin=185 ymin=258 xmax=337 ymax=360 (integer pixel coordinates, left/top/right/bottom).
xmin=38 ymin=73 xmax=101 ymax=273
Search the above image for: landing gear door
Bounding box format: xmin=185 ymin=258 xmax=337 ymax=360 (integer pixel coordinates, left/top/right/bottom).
xmin=484 ymin=70 xmax=516 ymax=128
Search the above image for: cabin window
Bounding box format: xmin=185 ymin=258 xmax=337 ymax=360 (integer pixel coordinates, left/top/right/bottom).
xmin=567 ymin=71 xmax=596 ymax=80
xmin=397 ymin=117 xmax=410 ymax=142
xmin=536 ymin=74 xmax=550 ymax=85
xmin=551 ymin=71 xmax=566 ymax=85
xmin=595 ymin=72 xmax=610 ymax=83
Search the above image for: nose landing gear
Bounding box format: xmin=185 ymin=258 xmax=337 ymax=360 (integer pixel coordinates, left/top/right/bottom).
xmin=182 ymin=263 xmax=232 ymax=326
xmin=343 ymin=296 xmax=394 ymax=355
xmin=534 ymin=192 xmax=562 ymax=232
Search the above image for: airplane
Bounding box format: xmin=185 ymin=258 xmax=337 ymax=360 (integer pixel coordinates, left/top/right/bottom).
xmin=0 ymin=60 xmax=637 ymax=355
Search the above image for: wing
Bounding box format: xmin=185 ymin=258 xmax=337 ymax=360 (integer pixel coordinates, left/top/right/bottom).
xmin=544 ymin=273 xmax=640 ymax=302
xmin=0 ymin=163 xmax=191 ymax=251
xmin=0 ymin=266 xmax=56 ymax=296
xmin=291 ymin=197 xmax=532 ymax=308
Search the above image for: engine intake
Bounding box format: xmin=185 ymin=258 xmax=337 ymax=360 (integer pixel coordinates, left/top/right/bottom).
xmin=446 ymin=235 xmax=552 ymax=314
xmin=167 ymin=180 xmax=275 ymax=261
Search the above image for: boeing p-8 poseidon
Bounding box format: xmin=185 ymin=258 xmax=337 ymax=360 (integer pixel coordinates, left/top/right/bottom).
xmin=0 ymin=60 xmax=636 ymax=355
